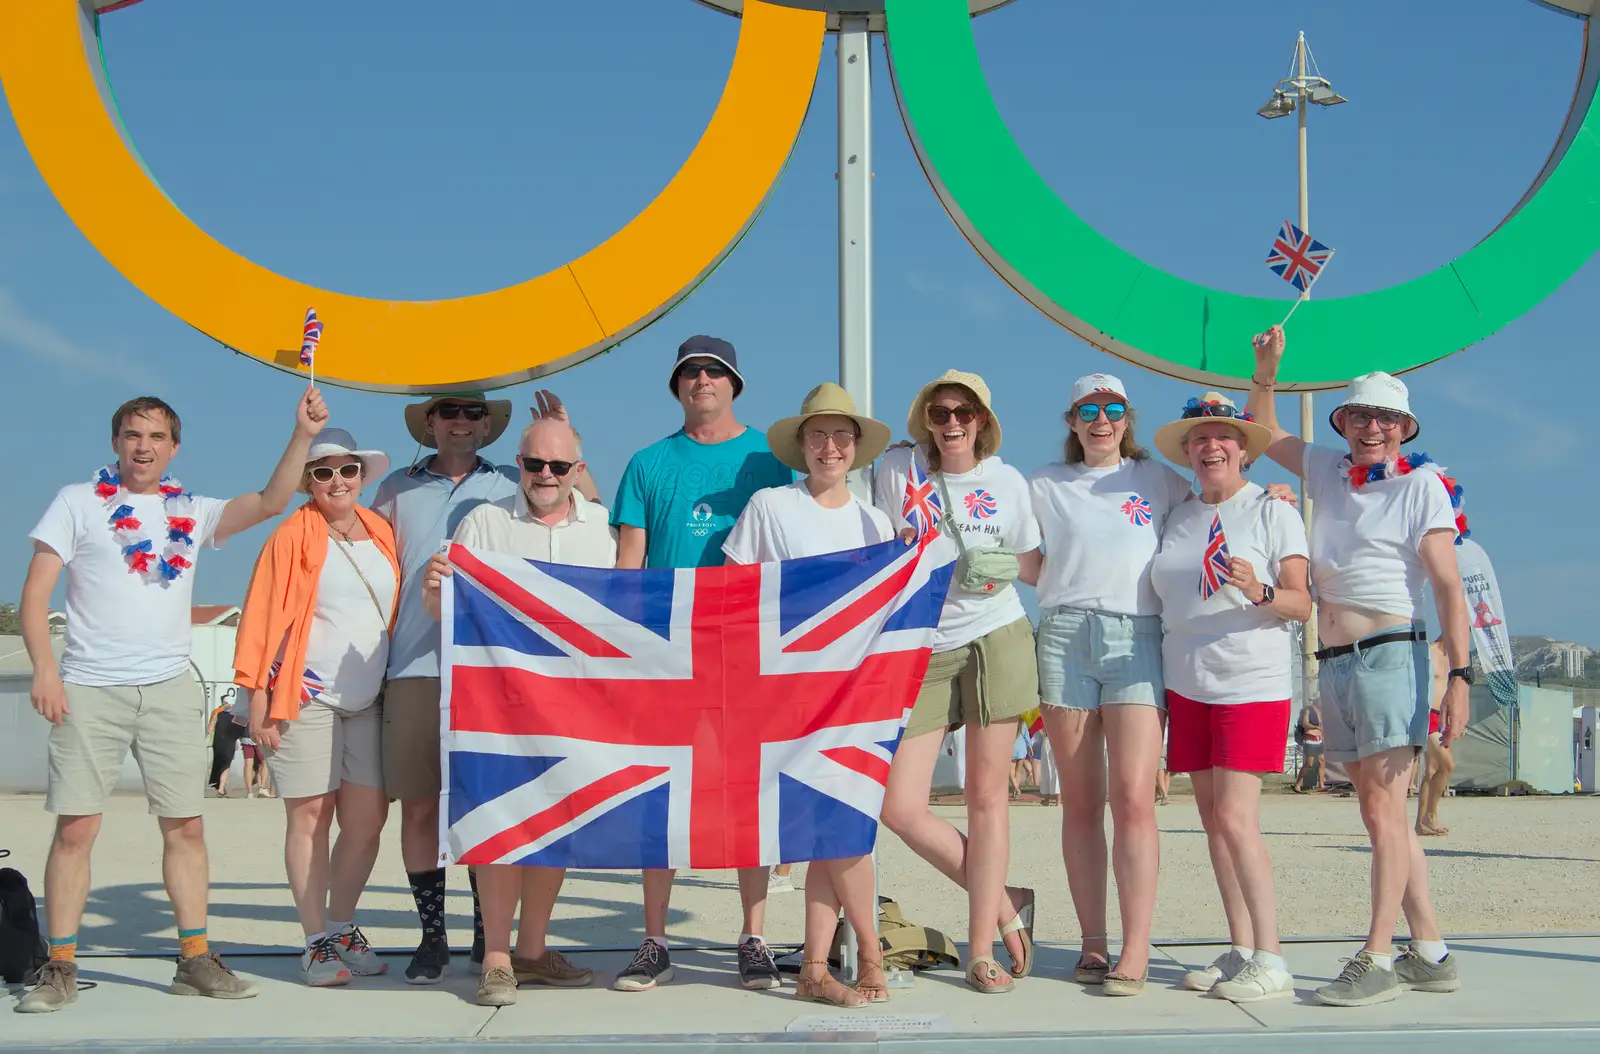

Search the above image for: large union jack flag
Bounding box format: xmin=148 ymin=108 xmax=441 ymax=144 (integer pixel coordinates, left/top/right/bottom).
xmin=1200 ymin=513 xmax=1232 ymax=600
xmin=1265 ymin=220 xmax=1335 ymax=293
xmin=902 ymin=456 xmax=943 ymax=541
xmin=439 ymin=538 xmax=954 ymax=870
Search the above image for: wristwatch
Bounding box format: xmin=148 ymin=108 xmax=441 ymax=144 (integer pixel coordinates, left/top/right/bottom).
xmin=1253 ymin=584 xmax=1275 ymax=607
xmin=1448 ymin=666 xmax=1475 ymax=685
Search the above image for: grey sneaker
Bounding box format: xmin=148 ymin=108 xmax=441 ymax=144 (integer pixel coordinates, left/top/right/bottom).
xmin=475 ymin=964 xmax=519 ymax=1007
xmin=1182 ymin=948 xmax=1247 ymax=992
xmin=170 ymin=951 xmax=260 ymax=999
xmin=301 ymin=936 xmax=353 ymax=988
xmin=1212 ymin=958 xmax=1295 ymax=1003
xmin=15 ymin=960 xmax=78 ymax=1014
xmin=1314 ymin=951 xmax=1400 ymax=1007
xmin=332 ymin=926 xmax=387 ymax=976
xmin=1395 ymin=947 xmax=1461 ymax=993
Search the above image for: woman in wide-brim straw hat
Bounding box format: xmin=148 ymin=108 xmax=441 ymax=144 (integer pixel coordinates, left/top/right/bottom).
xmin=724 ymin=381 xmax=894 ymax=1007
xmin=1150 ymin=393 xmax=1312 ymax=1003
xmin=869 ymin=369 xmax=1041 ymax=994
xmin=1246 ymin=327 xmax=1471 ymax=1007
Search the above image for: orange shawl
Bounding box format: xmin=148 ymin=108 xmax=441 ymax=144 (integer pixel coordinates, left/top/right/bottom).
xmin=232 ymin=502 xmax=399 ymax=721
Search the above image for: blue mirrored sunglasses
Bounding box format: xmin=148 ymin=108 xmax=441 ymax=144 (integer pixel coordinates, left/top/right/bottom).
xmin=1075 ymin=402 xmax=1127 ymax=423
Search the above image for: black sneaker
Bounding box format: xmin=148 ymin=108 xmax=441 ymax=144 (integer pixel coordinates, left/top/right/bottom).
xmin=612 ymin=940 xmax=674 ymax=992
xmin=404 ymin=936 xmax=451 ymax=986
xmin=737 ymin=937 xmax=781 ymax=990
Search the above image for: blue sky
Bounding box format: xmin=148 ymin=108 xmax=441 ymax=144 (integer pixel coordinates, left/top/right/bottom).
xmin=1 ymin=0 xmax=1596 ymax=644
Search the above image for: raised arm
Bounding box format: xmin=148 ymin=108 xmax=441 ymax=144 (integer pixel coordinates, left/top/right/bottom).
xmin=215 ymin=385 xmax=327 ymax=542
xmin=1245 ymin=326 xmax=1307 ymax=479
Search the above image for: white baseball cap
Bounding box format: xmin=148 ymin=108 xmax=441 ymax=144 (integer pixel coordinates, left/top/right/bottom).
xmin=1069 ymin=372 xmax=1128 ymax=406
xmin=1330 ymin=372 xmax=1419 ymax=443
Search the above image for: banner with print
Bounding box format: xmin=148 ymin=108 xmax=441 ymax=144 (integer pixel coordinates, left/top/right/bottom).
xmin=1455 ymin=537 xmax=1517 ymax=708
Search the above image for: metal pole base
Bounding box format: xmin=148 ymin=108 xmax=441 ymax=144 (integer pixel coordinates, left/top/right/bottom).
xmin=884 ymin=966 xmax=917 ymax=989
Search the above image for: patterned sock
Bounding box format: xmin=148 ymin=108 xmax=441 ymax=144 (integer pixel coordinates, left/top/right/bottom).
xmin=178 ymin=927 xmax=208 ymax=959
xmin=467 ymin=868 xmax=485 ymax=947
xmin=47 ymin=935 xmax=77 ymax=963
xmin=408 ymin=868 xmax=449 ymax=943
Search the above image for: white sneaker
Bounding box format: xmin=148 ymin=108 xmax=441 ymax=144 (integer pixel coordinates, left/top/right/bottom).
xmin=1182 ymin=948 xmax=1247 ymax=992
xmin=767 ymin=871 xmax=795 ymax=894
xmin=1213 ymin=958 xmax=1295 ymax=1002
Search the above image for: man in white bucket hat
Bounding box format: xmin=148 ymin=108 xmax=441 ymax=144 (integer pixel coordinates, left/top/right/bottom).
xmin=1247 ymin=327 xmax=1470 ymax=1007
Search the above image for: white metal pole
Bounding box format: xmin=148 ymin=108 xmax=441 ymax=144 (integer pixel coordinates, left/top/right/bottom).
xmin=838 ymin=15 xmax=874 ymax=504
xmin=1295 ymin=32 xmax=1319 ymax=687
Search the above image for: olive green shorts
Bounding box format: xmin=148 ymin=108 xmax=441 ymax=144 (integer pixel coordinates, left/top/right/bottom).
xmin=904 ymin=617 xmax=1039 ymax=741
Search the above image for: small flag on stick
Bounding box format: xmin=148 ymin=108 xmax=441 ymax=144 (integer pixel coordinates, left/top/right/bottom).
xmin=902 ymin=456 xmax=944 ymax=541
xmin=299 ymin=307 xmax=322 ymax=385
xmin=1265 ymin=220 xmax=1334 ymax=326
xmin=1200 ymin=513 xmax=1231 ymax=600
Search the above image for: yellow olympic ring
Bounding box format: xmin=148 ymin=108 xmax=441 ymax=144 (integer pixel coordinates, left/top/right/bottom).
xmin=0 ymin=1 xmax=824 ymax=392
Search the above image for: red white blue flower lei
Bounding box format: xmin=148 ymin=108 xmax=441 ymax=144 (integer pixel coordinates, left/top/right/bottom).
xmin=94 ymin=465 xmax=199 ymax=582
xmin=1340 ymin=452 xmax=1469 ymax=545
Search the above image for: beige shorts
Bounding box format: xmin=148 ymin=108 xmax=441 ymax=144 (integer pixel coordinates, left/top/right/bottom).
xmin=264 ymin=701 xmax=384 ymax=799
xmin=905 ymin=616 xmax=1039 ymax=740
xmin=382 ymin=677 xmax=441 ymax=800
xmin=48 ymin=672 xmax=208 ymax=818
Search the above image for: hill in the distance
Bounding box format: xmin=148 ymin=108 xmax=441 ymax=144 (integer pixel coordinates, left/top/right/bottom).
xmin=1513 ymin=636 xmax=1598 ymax=686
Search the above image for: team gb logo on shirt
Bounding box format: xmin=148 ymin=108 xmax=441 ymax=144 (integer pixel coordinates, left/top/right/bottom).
xmin=964 ymin=489 xmax=998 ymax=519
xmin=1121 ymin=495 xmax=1152 ymax=526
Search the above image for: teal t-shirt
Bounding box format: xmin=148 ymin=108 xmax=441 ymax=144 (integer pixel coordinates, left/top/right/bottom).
xmin=610 ymin=427 xmax=793 ymax=568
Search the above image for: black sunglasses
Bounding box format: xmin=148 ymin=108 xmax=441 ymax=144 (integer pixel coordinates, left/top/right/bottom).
xmin=1074 ymin=402 xmax=1127 ymax=423
xmin=309 ymin=463 xmax=362 ymax=483
xmin=521 ymin=457 xmax=575 ymax=477
xmin=926 ymin=405 xmax=980 ymax=426
xmin=676 ymin=362 xmax=732 ymax=381
xmin=433 ymin=404 xmax=487 ymax=421
xmin=1181 ymin=400 xmax=1251 ymax=422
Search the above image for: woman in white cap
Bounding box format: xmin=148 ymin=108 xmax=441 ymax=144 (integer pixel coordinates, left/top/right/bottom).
xmin=724 ymin=382 xmax=894 ymax=1008
xmin=1150 ymin=393 xmax=1311 ymax=1002
xmin=1247 ymin=326 xmax=1470 ymax=1007
xmin=872 ymin=370 xmax=1040 ymax=994
xmin=233 ymin=429 xmax=400 ymax=988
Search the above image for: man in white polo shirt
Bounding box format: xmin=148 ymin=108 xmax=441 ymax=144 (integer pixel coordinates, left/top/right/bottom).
xmin=422 ymin=416 xmax=617 ymax=1006
xmin=17 ymin=387 xmax=329 ymax=1013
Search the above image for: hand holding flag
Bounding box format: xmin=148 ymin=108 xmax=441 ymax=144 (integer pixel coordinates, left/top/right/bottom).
xmin=902 ymin=455 xmax=944 ymax=542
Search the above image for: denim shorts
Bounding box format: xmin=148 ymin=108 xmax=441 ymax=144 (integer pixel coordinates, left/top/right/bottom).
xmin=1317 ymin=623 xmax=1431 ymax=763
xmin=1036 ymin=606 xmax=1164 ymax=711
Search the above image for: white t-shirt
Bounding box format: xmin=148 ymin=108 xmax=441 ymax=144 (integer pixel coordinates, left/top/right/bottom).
xmin=723 ymin=482 xmax=893 ymax=563
xmin=873 ymin=448 xmax=1040 ymax=652
xmin=30 ymin=482 xmax=228 ymax=687
xmin=1152 ymin=482 xmax=1309 ymax=704
xmin=1303 ymin=445 xmax=1458 ymax=618
xmin=1029 ymin=459 xmax=1193 ymax=615
xmin=288 ymin=539 xmax=397 ymax=713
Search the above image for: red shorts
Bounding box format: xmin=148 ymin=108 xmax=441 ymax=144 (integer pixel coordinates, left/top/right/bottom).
xmin=241 ymin=743 xmax=262 ymax=763
xmin=1165 ymin=691 xmax=1291 ymax=774
xmin=1428 ymin=710 xmax=1441 ymax=736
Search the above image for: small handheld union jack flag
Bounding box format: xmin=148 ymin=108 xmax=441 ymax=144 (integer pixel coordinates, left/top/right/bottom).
xmin=902 ymin=457 xmax=944 ymax=541
xmin=299 ymin=307 xmax=322 ymax=369
xmin=1200 ymin=513 xmax=1231 ymax=600
xmin=1265 ymin=220 xmax=1334 ymax=293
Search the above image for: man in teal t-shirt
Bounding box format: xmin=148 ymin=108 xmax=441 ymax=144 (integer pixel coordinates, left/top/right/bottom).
xmin=608 ymin=334 xmax=791 ymax=994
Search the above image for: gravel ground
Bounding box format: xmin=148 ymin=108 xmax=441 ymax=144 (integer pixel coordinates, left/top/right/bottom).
xmin=2 ymin=790 xmax=1596 ymax=954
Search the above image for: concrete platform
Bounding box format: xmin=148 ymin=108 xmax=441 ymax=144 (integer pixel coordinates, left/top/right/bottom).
xmin=4 ymin=936 xmax=1597 ymax=1051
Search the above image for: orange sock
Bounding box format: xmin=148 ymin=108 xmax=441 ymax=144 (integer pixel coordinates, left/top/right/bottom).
xmin=47 ymin=936 xmax=76 ymax=963
xmin=178 ymin=928 xmax=208 ymax=959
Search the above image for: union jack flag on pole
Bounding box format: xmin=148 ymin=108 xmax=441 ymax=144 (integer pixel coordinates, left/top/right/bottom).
xmin=902 ymin=456 xmax=944 ymax=541
xmin=439 ymin=538 xmax=955 ymax=870
xmin=1200 ymin=513 xmax=1232 ymax=600
xmin=299 ymin=307 xmax=322 ymax=371
xmin=1265 ymin=220 xmax=1334 ymax=293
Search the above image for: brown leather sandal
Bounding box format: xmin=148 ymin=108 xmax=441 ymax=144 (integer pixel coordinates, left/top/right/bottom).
xmin=854 ymin=957 xmax=890 ymax=1003
xmin=796 ymin=960 xmax=868 ymax=1008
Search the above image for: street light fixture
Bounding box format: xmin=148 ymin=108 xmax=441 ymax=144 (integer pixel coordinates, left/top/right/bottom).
xmin=1258 ymin=92 xmax=1297 ymax=119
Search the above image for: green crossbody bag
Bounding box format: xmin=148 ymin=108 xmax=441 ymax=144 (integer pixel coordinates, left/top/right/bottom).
xmin=935 ymin=471 xmax=1020 ymax=596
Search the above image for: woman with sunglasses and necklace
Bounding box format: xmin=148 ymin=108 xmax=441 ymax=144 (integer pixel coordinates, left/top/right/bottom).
xmin=723 ymin=383 xmax=895 ymax=1009
xmin=871 ymin=370 xmax=1040 ymax=994
xmin=1023 ymin=372 xmax=1196 ymax=996
xmin=233 ymin=430 xmax=400 ymax=987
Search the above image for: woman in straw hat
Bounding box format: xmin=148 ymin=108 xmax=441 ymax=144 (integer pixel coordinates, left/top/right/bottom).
xmin=1247 ymin=326 xmax=1469 ymax=1007
xmin=870 ymin=370 xmax=1040 ymax=994
xmin=233 ymin=429 xmax=400 ymax=988
xmin=723 ymin=382 xmax=894 ymax=1007
xmin=1149 ymin=393 xmax=1311 ymax=1003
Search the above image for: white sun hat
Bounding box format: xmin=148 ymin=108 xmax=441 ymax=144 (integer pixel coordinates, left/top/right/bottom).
xmin=1329 ymin=372 xmax=1419 ymax=443
xmin=306 ymin=428 xmax=390 ymax=481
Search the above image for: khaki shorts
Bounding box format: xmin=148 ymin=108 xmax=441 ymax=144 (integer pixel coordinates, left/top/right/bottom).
xmin=905 ymin=617 xmax=1039 ymax=740
xmin=48 ymin=672 xmax=208 ymax=818
xmin=382 ymin=677 xmax=441 ymax=800
xmin=265 ymin=701 xmax=384 ymax=799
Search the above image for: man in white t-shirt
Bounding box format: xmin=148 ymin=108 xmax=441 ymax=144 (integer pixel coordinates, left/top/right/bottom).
xmin=16 ymin=388 xmax=329 ymax=1014
xmin=1248 ymin=327 xmax=1470 ymax=1007
xmin=422 ymin=417 xmax=616 ymax=1007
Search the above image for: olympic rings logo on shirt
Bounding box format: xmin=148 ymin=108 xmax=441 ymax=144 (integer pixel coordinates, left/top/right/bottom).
xmin=1 ymin=0 xmax=1596 ymax=392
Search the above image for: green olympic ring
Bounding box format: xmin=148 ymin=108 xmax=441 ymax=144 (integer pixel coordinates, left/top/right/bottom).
xmin=884 ymin=0 xmax=1600 ymax=389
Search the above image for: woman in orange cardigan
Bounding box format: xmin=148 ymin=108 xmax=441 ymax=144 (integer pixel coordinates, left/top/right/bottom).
xmin=233 ymin=429 xmax=400 ymax=989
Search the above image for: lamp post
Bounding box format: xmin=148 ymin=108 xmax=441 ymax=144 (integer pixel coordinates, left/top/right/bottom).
xmin=1258 ymin=30 xmax=1345 ymax=699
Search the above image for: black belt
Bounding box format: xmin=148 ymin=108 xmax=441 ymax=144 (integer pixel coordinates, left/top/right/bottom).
xmin=1314 ymin=628 xmax=1425 ymax=662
